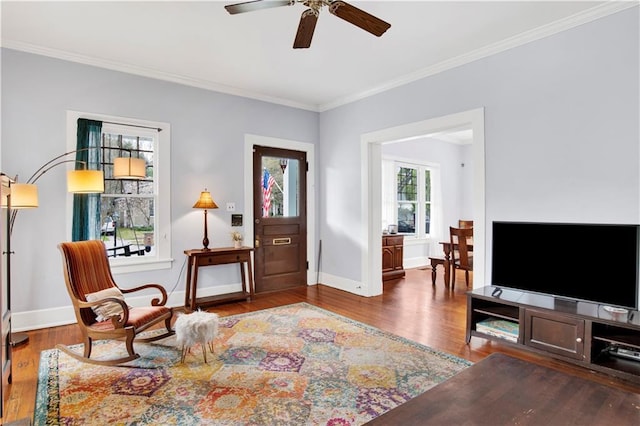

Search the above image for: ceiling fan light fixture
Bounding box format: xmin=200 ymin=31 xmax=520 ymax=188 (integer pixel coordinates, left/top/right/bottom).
xmin=225 ymin=0 xmax=391 ymax=49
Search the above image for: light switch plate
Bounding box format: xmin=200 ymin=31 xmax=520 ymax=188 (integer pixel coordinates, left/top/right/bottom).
xmin=226 ymin=202 xmax=236 ymax=212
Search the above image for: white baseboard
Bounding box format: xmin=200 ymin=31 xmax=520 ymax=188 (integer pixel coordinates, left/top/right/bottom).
xmin=11 ymin=283 xmax=243 ymax=332
xmin=319 ymin=272 xmax=369 ymax=296
xmin=404 ymin=257 xmax=429 ymax=270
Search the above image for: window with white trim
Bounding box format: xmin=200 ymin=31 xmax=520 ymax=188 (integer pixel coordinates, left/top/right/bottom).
xmin=382 ymin=159 xmax=437 ymax=238
xmin=67 ymin=112 xmax=172 ymax=273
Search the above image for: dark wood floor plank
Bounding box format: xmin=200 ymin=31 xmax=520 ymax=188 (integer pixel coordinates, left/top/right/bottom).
xmin=2 ymin=268 xmax=639 ymax=423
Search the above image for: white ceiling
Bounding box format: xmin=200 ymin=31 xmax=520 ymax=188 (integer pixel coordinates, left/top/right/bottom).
xmin=1 ymin=1 xmax=631 ymax=112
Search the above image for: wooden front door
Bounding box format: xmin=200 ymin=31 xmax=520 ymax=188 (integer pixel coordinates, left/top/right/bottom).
xmin=253 ymin=146 xmax=307 ymax=293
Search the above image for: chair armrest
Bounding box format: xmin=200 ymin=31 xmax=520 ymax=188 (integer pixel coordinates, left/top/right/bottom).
xmin=78 ymin=298 xmax=130 ymax=327
xmin=120 ymin=283 xmax=169 ymax=306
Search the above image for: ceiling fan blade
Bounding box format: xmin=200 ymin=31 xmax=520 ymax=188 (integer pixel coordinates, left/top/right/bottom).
xmin=293 ymin=9 xmax=318 ymax=49
xmin=225 ymin=0 xmax=293 ymax=15
xmin=329 ymin=1 xmax=391 ymax=37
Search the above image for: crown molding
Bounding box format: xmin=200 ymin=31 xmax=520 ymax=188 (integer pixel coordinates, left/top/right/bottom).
xmin=0 ymin=39 xmax=320 ymax=112
xmin=318 ymin=1 xmax=638 ymax=112
xmin=1 ymin=2 xmax=635 ymax=113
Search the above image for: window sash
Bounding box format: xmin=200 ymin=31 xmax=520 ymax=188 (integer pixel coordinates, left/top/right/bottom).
xmin=66 ymin=111 xmax=171 ymax=273
xmin=392 ymin=162 xmax=434 ymax=237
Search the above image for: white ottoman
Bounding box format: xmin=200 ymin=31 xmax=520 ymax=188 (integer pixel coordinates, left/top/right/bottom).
xmin=174 ymin=310 xmax=219 ymax=363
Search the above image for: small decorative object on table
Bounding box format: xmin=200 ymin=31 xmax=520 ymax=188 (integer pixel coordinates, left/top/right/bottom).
xmin=231 ymin=230 xmax=243 ymax=248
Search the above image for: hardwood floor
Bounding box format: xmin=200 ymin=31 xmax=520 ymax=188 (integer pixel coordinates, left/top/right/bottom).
xmin=3 ymin=267 xmax=640 ymax=423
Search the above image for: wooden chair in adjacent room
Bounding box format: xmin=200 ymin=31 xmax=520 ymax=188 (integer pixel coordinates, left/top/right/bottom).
xmin=450 ymin=226 xmax=474 ymax=289
xmin=458 ymin=219 xmax=474 ymax=229
xmin=57 ymin=240 xmax=174 ymax=365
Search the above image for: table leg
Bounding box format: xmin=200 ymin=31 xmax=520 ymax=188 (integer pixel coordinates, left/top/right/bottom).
xmin=246 ymin=256 xmax=254 ymax=299
xmin=444 ymin=260 xmax=450 ymax=289
xmin=190 ymin=260 xmax=200 ymax=311
xmin=443 ymin=253 xmax=451 ymax=288
xmin=184 ymin=256 xmax=194 ymax=310
xmin=239 ymin=261 xmax=247 ymax=295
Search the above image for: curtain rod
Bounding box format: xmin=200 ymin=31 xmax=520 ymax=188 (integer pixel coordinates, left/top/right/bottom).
xmin=101 ymin=120 xmax=162 ymax=132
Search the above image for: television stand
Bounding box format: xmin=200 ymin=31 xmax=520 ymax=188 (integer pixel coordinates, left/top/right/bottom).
xmin=467 ymin=286 xmax=640 ymax=384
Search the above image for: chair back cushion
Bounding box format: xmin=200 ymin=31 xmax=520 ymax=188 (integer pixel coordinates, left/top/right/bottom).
xmin=59 ymin=240 xmax=119 ymax=324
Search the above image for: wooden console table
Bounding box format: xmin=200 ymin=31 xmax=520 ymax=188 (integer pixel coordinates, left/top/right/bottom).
xmin=366 ymin=353 xmax=640 ymax=425
xmin=184 ymin=247 xmax=254 ymax=311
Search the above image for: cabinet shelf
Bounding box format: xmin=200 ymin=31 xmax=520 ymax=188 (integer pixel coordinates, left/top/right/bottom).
xmin=474 ymin=307 xmax=519 ymax=323
xmin=593 ymin=335 xmax=640 ymax=349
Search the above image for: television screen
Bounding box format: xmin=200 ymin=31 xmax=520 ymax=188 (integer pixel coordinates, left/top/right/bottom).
xmin=491 ymin=222 xmax=640 ymax=309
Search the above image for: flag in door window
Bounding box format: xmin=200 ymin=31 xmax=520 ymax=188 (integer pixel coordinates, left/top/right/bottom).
xmin=262 ymin=169 xmax=276 ymax=217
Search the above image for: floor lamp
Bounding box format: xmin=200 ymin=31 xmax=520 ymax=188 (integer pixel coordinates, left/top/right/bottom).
xmin=2 ymin=147 xmax=144 ymax=346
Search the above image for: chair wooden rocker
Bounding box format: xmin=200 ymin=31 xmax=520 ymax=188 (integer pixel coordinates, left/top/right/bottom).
xmin=58 ymin=240 xmax=174 ymax=365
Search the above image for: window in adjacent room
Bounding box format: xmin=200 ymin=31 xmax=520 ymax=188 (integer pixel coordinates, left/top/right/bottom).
xmin=382 ymin=159 xmax=436 ymax=238
xmin=67 ymin=112 xmax=171 ymax=273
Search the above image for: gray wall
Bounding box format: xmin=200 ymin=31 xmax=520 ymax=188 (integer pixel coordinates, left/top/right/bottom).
xmin=1 ymin=6 xmax=638 ymax=325
xmin=1 ymin=49 xmax=318 ymax=314
xmin=319 ymin=7 xmax=639 ymax=283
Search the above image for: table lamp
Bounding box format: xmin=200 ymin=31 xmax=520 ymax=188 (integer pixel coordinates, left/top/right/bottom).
xmin=193 ymin=189 xmax=218 ymax=250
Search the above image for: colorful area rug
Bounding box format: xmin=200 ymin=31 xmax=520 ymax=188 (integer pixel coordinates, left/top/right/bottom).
xmin=35 ymin=303 xmax=471 ymax=425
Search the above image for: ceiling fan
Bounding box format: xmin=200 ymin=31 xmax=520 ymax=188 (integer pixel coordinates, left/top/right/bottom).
xmin=224 ymin=0 xmax=391 ymax=49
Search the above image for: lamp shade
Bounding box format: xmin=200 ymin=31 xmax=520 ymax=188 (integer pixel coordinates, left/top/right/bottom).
xmin=67 ymin=170 xmax=105 ymax=193
xmin=8 ymin=183 xmax=39 ymax=209
xmin=113 ymin=157 xmax=146 ymax=179
xmin=193 ymin=190 xmax=218 ymax=209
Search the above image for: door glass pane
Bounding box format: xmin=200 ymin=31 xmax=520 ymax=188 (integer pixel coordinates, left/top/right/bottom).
xmin=261 ymin=156 xmax=299 ymax=217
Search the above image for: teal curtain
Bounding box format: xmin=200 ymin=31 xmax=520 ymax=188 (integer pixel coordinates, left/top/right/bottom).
xmin=72 ymin=119 xmax=102 ymax=241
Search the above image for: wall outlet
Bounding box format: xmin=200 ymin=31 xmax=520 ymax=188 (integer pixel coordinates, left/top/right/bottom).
xmin=226 ymin=202 xmax=236 ymax=212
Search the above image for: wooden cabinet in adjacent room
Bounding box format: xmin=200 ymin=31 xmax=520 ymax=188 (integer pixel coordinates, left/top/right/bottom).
xmin=382 ymin=235 xmax=405 ymax=281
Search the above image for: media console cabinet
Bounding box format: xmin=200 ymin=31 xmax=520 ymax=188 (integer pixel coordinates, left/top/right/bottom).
xmin=467 ymin=286 xmax=640 ymax=384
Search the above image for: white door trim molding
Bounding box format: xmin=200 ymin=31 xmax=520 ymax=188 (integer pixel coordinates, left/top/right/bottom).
xmin=361 ymin=108 xmax=486 ymax=296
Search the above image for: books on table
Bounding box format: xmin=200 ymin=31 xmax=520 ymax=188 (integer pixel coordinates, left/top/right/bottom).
xmin=476 ymin=318 xmax=519 ymax=342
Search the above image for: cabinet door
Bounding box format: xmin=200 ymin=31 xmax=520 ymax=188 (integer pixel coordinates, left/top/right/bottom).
xmin=524 ymin=309 xmax=585 ymax=360
xmin=393 ymin=244 xmax=403 ymax=270
xmin=382 ymin=246 xmax=394 ymax=272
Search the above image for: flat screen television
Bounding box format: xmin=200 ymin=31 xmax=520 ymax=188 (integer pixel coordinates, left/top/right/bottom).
xmin=491 ymin=221 xmax=640 ymax=310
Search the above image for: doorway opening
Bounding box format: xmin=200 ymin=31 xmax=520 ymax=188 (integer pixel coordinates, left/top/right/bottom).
xmin=361 ymin=108 xmax=486 ymax=296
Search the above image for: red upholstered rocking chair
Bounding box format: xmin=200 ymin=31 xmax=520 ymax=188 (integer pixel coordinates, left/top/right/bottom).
xmin=57 ymin=240 xmax=174 ymax=365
